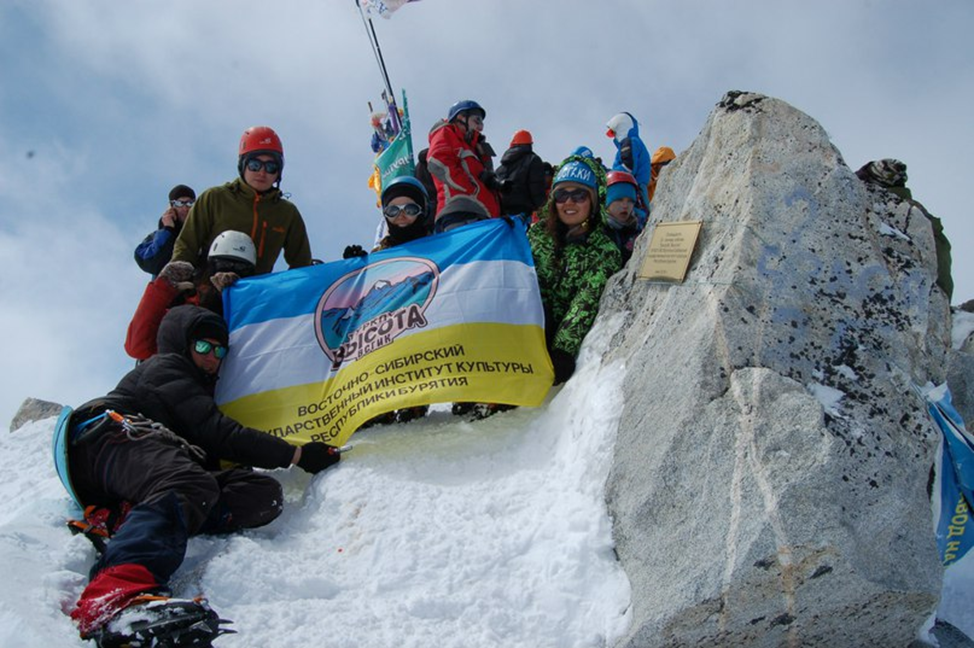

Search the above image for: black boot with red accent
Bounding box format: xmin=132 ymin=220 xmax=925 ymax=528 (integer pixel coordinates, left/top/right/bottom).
xmin=89 ymin=595 xmax=234 ymax=648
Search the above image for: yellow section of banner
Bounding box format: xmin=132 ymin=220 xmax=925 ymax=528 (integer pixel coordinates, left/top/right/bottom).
xmin=219 ymin=322 xmax=554 ymax=447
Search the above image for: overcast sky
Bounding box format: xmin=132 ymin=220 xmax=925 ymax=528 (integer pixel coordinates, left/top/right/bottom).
xmin=1 ymin=0 xmax=971 ymax=428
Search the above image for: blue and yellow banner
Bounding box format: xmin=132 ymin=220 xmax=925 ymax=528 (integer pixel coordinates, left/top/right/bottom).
xmin=216 ymin=219 xmax=554 ymax=447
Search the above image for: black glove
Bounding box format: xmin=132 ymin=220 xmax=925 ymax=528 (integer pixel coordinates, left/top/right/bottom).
xmin=297 ymin=442 xmax=342 ymax=474
xmin=480 ymin=169 xmax=502 ymax=191
xmin=343 ymin=245 xmax=368 ymax=259
xmin=549 ymin=349 xmax=576 ymax=385
xmin=619 ymin=138 xmax=634 ymax=171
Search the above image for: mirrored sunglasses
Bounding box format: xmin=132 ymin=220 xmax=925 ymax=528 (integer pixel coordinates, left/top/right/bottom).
xmin=245 ymin=158 xmax=281 ymax=174
xmin=193 ymin=339 xmax=228 ymax=359
xmin=553 ymin=188 xmax=591 ymax=204
xmin=382 ymin=203 xmax=423 ymax=219
xmin=171 ymin=199 xmax=195 ymax=208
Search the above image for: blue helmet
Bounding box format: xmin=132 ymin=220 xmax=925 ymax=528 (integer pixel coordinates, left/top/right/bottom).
xmin=447 ymin=99 xmax=486 ymax=123
xmin=381 ymin=176 xmax=430 ymax=220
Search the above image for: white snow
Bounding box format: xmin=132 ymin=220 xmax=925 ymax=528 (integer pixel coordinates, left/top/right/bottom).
xmin=0 ymin=320 xmax=631 ymax=647
xmin=807 ymin=382 xmax=845 ymax=416
xmin=952 ymin=310 xmax=974 ymax=350
xmin=878 ymin=222 xmax=911 ymax=241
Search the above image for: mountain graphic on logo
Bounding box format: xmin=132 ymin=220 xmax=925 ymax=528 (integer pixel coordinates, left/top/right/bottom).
xmin=319 ymin=270 xmax=435 ymax=349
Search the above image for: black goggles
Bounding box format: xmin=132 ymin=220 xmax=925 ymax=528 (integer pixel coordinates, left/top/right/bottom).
xmin=212 ymin=258 xmax=255 ymax=277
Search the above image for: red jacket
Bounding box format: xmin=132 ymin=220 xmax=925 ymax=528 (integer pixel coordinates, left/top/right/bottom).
xmin=125 ymin=279 xmax=209 ymax=360
xmin=426 ymin=121 xmax=500 ymax=226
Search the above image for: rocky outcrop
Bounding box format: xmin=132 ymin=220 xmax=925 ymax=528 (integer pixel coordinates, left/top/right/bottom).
xmin=9 ymin=397 xmax=63 ymax=432
xmin=599 ymin=91 xmax=948 ymax=647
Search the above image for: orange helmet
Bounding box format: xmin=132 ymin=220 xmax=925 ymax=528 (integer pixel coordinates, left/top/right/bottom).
xmin=510 ymin=129 xmax=533 ymax=147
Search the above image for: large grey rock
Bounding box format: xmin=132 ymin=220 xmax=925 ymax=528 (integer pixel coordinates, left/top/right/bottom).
xmin=599 ymin=91 xmax=948 ymax=647
xmin=9 ymin=397 xmax=64 ymax=432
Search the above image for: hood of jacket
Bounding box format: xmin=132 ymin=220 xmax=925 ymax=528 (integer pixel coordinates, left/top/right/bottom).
xmin=608 ymin=112 xmax=640 ymax=144
xmin=499 ymin=143 xmax=532 ymax=167
xmin=157 ymin=305 xmax=228 ymax=358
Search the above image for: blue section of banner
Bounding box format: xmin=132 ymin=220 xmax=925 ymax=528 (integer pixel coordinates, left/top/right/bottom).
xmin=925 ymin=386 xmax=974 ymax=565
xmin=224 ymin=218 xmax=533 ymax=329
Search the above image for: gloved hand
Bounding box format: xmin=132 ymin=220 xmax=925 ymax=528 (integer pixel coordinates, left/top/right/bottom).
xmin=480 ymin=170 xmax=503 ymax=192
xmin=296 ymin=442 xmax=342 ymax=474
xmin=549 ymin=349 xmax=576 ymax=385
xmin=343 ymin=245 xmax=368 ymax=259
xmin=158 ymin=261 xmax=196 ymax=292
xmin=210 ymin=272 xmax=240 ymax=292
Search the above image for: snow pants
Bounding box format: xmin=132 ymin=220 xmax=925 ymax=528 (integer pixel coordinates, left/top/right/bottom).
xmin=68 ymin=424 xmax=283 ymax=636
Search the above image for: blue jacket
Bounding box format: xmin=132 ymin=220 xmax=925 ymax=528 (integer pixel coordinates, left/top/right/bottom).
xmin=609 ymin=113 xmax=651 ymax=216
xmin=134 ymin=218 xmax=181 ymax=276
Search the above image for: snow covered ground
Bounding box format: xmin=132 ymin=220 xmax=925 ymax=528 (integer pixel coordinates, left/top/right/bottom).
xmin=0 ymin=320 xmax=631 ymax=647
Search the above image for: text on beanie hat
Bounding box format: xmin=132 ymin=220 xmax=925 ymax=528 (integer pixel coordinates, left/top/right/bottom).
xmin=553 ymin=160 xmax=597 ymax=191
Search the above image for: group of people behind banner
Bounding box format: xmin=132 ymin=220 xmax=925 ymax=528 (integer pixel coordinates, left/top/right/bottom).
xmin=61 ymin=101 xmax=681 ymax=645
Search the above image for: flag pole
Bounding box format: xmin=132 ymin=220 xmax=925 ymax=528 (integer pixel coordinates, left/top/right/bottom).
xmin=354 ymin=1 xmax=400 ymax=131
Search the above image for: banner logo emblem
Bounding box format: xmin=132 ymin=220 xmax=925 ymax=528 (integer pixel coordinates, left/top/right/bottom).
xmin=314 ymin=257 xmax=439 ymax=364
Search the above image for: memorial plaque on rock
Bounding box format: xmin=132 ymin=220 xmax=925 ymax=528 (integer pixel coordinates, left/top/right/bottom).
xmin=637 ymin=220 xmax=702 ymax=282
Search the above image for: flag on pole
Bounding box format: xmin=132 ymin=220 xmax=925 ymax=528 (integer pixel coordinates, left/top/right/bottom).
xmin=371 ymin=90 xmax=415 ymax=201
xmin=358 ymin=0 xmax=420 ymax=19
xmin=216 ymin=219 xmax=554 ymax=447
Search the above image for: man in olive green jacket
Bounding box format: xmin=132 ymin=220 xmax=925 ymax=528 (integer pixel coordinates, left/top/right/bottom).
xmin=172 ymin=126 xmax=313 ymax=275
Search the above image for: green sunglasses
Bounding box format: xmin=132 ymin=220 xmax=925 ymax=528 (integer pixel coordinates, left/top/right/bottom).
xmin=193 ymin=339 xmax=228 ymax=359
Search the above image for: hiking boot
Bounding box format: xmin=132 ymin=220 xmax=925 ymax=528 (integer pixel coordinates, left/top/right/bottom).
xmin=469 ymin=403 xmax=517 ymax=420
xmin=90 ymin=595 xmax=234 ymax=648
xmin=395 ymin=406 xmax=429 ymax=424
xmin=451 ymin=402 xmax=476 ymax=417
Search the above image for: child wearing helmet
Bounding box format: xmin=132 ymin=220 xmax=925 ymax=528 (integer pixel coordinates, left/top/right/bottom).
xmin=527 ymin=152 xmax=622 ymax=385
xmin=125 ymin=231 xmax=258 ymax=361
xmin=603 ymin=170 xmax=643 ymax=264
xmin=426 ymin=100 xmax=502 ymax=232
xmin=606 ymin=112 xmax=652 ymax=224
xmin=171 ymin=126 xmax=312 ymax=275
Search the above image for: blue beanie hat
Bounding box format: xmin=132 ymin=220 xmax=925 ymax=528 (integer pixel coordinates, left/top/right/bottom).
xmin=606 ymin=181 xmax=637 ymax=206
xmin=553 ymin=160 xmax=597 ymax=191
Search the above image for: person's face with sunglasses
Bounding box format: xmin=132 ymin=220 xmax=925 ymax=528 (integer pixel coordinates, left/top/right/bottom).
xmin=552 ymin=183 xmax=593 ymax=227
xmin=382 ymin=196 xmax=423 ymax=227
xmin=243 ymin=154 xmax=281 ymax=193
xmin=190 ymin=338 xmax=227 ymax=375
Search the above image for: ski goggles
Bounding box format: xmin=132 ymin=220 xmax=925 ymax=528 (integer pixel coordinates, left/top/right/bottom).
xmin=553 ymin=188 xmax=591 ymax=204
xmin=212 ymin=258 xmax=255 ymax=277
xmin=244 ymin=158 xmax=281 ymax=174
xmin=382 ymin=203 xmax=423 ymax=219
xmin=193 ymin=339 xmax=228 ymax=359
xmin=170 ymin=199 xmax=195 ymax=208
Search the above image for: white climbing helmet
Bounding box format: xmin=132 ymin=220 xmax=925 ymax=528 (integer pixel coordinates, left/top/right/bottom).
xmin=208 ymin=230 xmax=257 ymax=265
